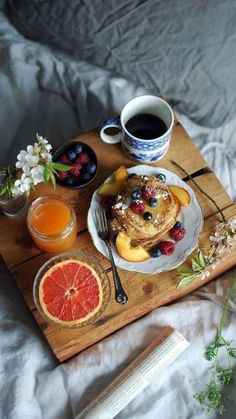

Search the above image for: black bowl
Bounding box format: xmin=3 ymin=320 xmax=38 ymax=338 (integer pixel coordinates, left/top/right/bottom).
xmin=53 ymin=140 xmax=98 ymax=189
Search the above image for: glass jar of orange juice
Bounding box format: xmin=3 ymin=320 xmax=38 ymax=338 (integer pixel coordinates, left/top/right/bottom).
xmin=27 ymin=195 xmax=77 ymax=252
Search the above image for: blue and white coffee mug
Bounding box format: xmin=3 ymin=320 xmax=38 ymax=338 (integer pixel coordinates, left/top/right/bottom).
xmin=100 ymin=95 xmax=174 ymax=163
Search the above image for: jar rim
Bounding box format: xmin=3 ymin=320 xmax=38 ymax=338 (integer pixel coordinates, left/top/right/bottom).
xmin=27 ymin=194 xmax=76 ymax=240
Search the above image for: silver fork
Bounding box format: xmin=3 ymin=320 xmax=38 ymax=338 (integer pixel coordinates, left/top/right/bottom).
xmin=96 ymin=209 xmax=128 ymax=304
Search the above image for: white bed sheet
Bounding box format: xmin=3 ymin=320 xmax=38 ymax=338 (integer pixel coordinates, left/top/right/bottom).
xmin=0 ymin=10 xmax=236 ymax=419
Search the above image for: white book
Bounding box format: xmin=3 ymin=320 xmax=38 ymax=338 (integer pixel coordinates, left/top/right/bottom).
xmin=76 ymin=326 xmax=189 ymax=419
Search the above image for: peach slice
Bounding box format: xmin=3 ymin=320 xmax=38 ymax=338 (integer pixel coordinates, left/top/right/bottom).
xmin=116 ymin=232 xmax=149 ymax=262
xmin=98 ymin=165 xmax=128 ymax=196
xmin=169 ymin=185 xmax=191 ymax=207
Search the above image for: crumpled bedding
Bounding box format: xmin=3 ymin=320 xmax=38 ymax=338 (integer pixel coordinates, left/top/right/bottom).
xmin=7 ymin=0 xmax=236 ymax=129
xmin=0 ymin=7 xmax=236 ymax=419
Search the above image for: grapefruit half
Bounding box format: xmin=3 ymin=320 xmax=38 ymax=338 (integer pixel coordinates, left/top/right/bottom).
xmin=38 ymin=259 xmax=103 ymax=326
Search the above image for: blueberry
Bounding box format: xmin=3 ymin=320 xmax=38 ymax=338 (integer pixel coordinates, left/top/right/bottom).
xmin=66 ymin=174 xmax=76 ymax=187
xmin=131 ymin=189 xmax=141 ymax=200
xmin=174 ymin=221 xmax=182 ymax=229
xmin=151 ymin=247 xmax=162 ymax=258
xmin=75 ymin=144 xmax=83 ymax=155
xmin=149 ymin=197 xmax=157 ymax=207
xmin=143 ymin=211 xmax=152 ymax=221
xmin=156 ymin=173 xmax=166 ymax=182
xmin=66 ymin=149 xmax=77 ymax=162
xmin=80 ymin=172 xmax=91 ymax=183
xmin=85 ymin=163 xmax=97 ymax=175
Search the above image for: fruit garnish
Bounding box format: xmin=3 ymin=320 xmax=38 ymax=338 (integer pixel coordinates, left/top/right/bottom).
xmin=170 ymin=227 xmax=186 ymax=241
xmin=57 ymin=171 xmax=68 ymax=181
xmin=143 ymin=211 xmax=152 ymax=221
xmin=159 ymin=241 xmax=175 ymax=256
xmin=169 ymin=185 xmax=190 ymax=207
xmin=60 ymin=154 xmax=70 ymax=164
xmin=156 ymin=173 xmax=166 ymax=182
xmin=76 ymin=152 xmax=90 ymax=165
xmin=66 ymin=149 xmax=77 ymax=162
xmin=38 ymin=259 xmax=102 ymax=326
xmin=85 ymin=163 xmax=97 ymax=174
xmin=131 ymin=189 xmax=141 ymax=200
xmin=149 ymin=197 xmax=158 ymax=207
xmin=151 ymin=247 xmax=162 ymax=258
xmin=174 ymin=221 xmax=182 ymax=229
xmin=75 ymin=143 xmax=83 ymax=154
xmin=66 ymin=174 xmax=77 ymax=186
xmin=141 ymin=185 xmax=156 ymax=200
xmin=116 ymin=232 xmax=149 ymax=262
xmin=98 ymin=165 xmax=128 ymax=197
xmin=80 ymin=172 xmax=91 ymax=182
xmin=70 ymin=163 xmax=82 ymax=176
xmin=130 ymin=200 xmax=145 ymax=214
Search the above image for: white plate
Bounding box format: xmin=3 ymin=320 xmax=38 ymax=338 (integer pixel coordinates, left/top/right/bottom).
xmin=87 ymin=165 xmax=203 ymax=274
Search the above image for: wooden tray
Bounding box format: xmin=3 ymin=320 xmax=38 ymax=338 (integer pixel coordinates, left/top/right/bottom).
xmin=0 ymin=120 xmax=236 ymax=362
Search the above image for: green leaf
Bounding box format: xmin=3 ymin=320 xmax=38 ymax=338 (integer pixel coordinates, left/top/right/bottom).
xmin=177 ymin=267 xmax=193 ymax=274
xmin=43 ymin=167 xmax=51 ymax=182
xmin=216 ymin=367 xmax=232 ymax=385
xmin=205 ymin=344 xmax=218 ymax=361
xmin=198 ymin=251 xmax=207 ymax=268
xmin=227 ymin=346 xmax=236 ymax=358
xmin=191 ymin=257 xmax=203 ymax=272
xmin=51 ymin=162 xmax=72 ymax=171
xmin=0 ymin=184 xmax=7 ymax=196
xmin=177 ymin=274 xmax=195 ymax=289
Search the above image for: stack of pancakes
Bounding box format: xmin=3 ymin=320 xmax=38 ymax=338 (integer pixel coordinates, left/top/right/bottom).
xmin=111 ymin=175 xmax=180 ymax=250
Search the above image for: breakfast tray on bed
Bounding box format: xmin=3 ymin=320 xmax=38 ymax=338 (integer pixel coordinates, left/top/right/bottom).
xmin=0 ymin=120 xmax=236 ymax=362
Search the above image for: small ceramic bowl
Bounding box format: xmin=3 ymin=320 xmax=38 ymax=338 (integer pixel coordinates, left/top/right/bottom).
xmin=53 ymin=140 xmax=98 ymax=189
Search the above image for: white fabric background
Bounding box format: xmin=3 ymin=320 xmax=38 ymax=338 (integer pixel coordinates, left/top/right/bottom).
xmin=0 ymin=9 xmax=235 ymax=419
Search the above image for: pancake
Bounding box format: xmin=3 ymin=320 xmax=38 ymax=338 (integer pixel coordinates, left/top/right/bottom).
xmin=111 ymin=175 xmax=181 ymax=250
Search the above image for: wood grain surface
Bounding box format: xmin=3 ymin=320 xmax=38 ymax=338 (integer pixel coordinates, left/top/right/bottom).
xmin=0 ymin=120 xmax=235 ymax=362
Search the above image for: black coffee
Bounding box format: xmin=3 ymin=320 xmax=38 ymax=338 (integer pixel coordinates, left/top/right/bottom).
xmin=125 ymin=113 xmax=167 ymax=140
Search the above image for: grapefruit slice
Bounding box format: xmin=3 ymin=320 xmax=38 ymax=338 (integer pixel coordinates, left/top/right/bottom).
xmin=38 ymin=259 xmax=103 ymax=326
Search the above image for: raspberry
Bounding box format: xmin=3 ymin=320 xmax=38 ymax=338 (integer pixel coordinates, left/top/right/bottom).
xmin=70 ymin=163 xmax=82 ymax=176
xmin=57 ymin=171 xmax=68 ymax=181
xmin=159 ymin=241 xmax=175 ymax=256
xmin=141 ymin=185 xmax=156 ymax=200
xmin=170 ymin=227 xmax=186 ymax=242
xmin=130 ymin=200 xmax=145 ymax=214
xmin=76 ymin=152 xmax=90 ymax=165
xmin=59 ymin=154 xmax=70 ymax=164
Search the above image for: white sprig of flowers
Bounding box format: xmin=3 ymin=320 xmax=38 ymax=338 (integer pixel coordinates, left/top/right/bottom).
xmin=0 ymin=134 xmax=71 ymax=197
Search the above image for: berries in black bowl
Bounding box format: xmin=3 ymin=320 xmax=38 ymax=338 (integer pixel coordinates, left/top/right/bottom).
xmin=53 ymin=141 xmax=98 ymax=189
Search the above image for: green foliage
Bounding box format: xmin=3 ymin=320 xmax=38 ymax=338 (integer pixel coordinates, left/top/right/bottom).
xmin=177 ymin=251 xmax=207 ymax=288
xmin=195 ymin=273 xmax=236 ymax=414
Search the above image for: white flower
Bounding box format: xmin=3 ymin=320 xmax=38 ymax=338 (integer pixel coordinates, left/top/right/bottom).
xmin=22 ymin=164 xmax=31 ymax=175
xmin=14 ymin=174 xmax=32 ymax=194
xmin=45 ymin=143 xmax=52 ymax=152
xmin=17 ymin=150 xmax=28 ymax=161
xmin=26 ymin=145 xmax=34 ymax=154
xmin=27 ymin=154 xmax=39 ymax=166
xmin=209 ymin=235 xmax=225 ymax=243
xmin=31 ymin=165 xmax=45 ymax=185
xmin=40 ymin=151 xmax=52 ymax=162
xmin=15 ymin=160 xmax=25 ymax=169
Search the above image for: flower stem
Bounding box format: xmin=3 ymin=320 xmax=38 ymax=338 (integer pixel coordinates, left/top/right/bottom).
xmin=170 ymin=160 xmax=226 ymax=222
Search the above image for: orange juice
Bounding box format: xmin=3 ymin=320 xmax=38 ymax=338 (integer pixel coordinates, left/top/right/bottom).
xmin=27 ymin=195 xmax=77 ymax=252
